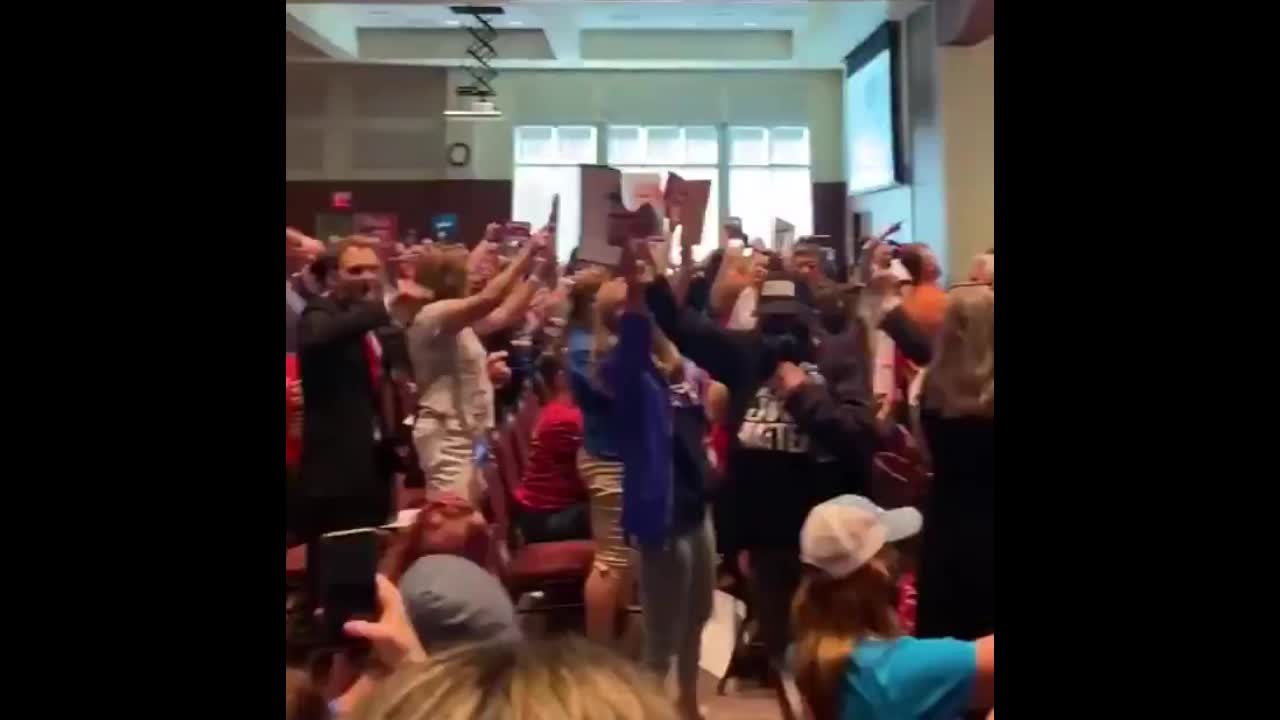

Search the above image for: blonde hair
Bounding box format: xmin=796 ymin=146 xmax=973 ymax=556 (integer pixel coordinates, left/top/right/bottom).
xmin=352 ymin=636 xmax=678 ymax=720
xmin=591 ymin=277 xmax=682 ymax=384
xmin=922 ymin=285 xmax=994 ymax=418
xmin=413 ymin=245 xmax=470 ymax=303
xmin=790 ymin=547 xmax=902 ymax=720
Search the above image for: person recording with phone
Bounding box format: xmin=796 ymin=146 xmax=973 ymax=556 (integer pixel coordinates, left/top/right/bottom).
xmin=643 ymin=251 xmax=879 ymax=672
xmin=402 ymin=229 xmax=547 ymax=510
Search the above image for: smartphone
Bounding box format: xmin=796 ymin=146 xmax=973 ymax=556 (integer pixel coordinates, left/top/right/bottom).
xmin=503 ymin=221 xmax=532 ymax=247
xmin=315 ymin=528 xmax=380 ymax=646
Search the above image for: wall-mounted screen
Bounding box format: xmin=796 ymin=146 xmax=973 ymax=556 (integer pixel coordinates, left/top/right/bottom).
xmin=844 ymin=22 xmax=904 ymax=194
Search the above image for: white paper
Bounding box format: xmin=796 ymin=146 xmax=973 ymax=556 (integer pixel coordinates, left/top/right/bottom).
xmin=773 ymin=217 xmax=795 ymax=252
xmin=577 ymin=165 xmax=623 ymax=267
xmin=621 ymin=172 xmax=663 ymax=210
xmin=383 ymin=508 xmax=421 ymax=530
xmin=699 ymin=590 xmax=747 ymax=679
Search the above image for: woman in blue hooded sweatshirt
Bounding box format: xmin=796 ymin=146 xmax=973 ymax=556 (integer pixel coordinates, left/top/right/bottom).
xmin=565 ymin=266 xmax=632 ymax=645
xmin=596 ymin=240 xmax=721 ymax=718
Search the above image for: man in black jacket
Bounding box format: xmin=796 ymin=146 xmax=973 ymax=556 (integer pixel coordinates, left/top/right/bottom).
xmin=298 ymin=238 xmax=407 ymax=538
xmin=645 ymin=269 xmax=878 ymax=667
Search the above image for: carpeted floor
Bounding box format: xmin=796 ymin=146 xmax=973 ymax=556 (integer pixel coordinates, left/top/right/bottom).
xmin=698 ymin=672 xmax=784 ymax=720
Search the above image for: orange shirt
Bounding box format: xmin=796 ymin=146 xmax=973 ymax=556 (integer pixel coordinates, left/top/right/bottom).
xmin=902 ymin=282 xmax=949 ymax=341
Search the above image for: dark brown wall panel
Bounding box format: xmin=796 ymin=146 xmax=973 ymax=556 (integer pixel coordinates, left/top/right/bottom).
xmin=812 ymin=181 xmax=848 ymax=276
xmin=937 ymin=0 xmax=994 ymax=46
xmin=285 ymin=180 xmax=513 ymax=248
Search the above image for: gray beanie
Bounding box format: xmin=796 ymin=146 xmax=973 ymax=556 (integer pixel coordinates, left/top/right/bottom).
xmin=398 ymin=554 xmax=521 ymax=652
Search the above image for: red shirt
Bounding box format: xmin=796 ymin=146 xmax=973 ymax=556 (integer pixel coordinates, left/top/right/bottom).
xmin=513 ymin=397 xmax=587 ymax=512
xmin=285 ymin=354 xmax=303 ymax=469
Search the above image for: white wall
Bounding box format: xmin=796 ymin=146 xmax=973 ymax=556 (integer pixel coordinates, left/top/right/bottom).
xmin=846 ymin=10 xmax=992 ymax=283
xmin=443 ymin=69 xmax=845 ymax=182
xmin=937 ymin=37 xmax=994 ymax=279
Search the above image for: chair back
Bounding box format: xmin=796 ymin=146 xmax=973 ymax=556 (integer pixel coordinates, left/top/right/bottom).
xmin=491 ymin=426 xmax=523 ymax=543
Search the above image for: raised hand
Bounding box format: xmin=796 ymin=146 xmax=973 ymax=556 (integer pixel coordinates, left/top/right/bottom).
xmin=343 ymin=574 xmax=427 ymax=669
xmin=486 ymin=351 xmax=512 ymax=388
xmin=389 ymin=278 xmax=431 ymax=323
xmin=770 ymin=361 xmax=810 ymax=399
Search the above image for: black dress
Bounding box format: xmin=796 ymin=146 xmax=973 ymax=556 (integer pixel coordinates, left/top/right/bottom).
xmin=915 ymin=408 xmax=995 ymax=641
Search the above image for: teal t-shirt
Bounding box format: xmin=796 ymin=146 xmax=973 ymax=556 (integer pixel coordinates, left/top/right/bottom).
xmin=841 ymin=636 xmax=976 ymax=720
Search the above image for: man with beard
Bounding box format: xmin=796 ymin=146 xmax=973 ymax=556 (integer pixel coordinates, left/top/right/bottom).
xmin=297 ymin=237 xmax=420 ymax=539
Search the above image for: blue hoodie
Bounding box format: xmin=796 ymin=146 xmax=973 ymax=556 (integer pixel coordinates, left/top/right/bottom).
xmin=608 ymin=312 xmax=712 ymax=548
xmin=567 ymin=327 xmax=621 ymax=460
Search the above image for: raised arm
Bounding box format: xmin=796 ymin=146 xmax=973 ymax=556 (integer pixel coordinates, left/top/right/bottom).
xmin=614 ymin=239 xmax=659 ymax=384
xmin=670 ymin=225 xmax=698 ymax=307
xmin=474 ymin=277 xmax=538 ymax=337
xmin=973 ymin=635 xmax=994 ymax=709
xmin=709 ymin=244 xmax=752 ymax=321
xmin=879 ymin=301 xmax=933 ymax=365
xmin=299 ymin=301 xmax=390 ymax=350
xmin=777 ymin=335 xmax=877 ymax=467
xmin=426 ymin=234 xmax=543 ymax=338
xmin=645 ymin=275 xmax=753 ymax=397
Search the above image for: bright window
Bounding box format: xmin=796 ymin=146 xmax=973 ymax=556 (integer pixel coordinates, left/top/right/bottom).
xmin=512 ymin=125 xmax=598 ymax=258
xmin=728 ymin=126 xmax=813 ymax=247
xmin=608 ymin=126 xmax=720 ymax=261
xmin=514 ymin=124 xmax=811 ymax=261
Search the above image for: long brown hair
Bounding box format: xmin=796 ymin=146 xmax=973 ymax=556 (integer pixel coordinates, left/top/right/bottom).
xmin=790 ymin=546 xmax=902 ymax=720
xmin=921 ymin=284 xmax=994 ymax=418
xmin=413 ymin=245 xmax=470 ymax=303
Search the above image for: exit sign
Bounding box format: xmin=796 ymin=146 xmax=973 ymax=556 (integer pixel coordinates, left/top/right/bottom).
xmin=331 ymin=191 xmax=352 ymax=210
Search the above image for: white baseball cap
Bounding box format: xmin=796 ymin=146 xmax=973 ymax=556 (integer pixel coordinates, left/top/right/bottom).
xmin=800 ymin=495 xmax=923 ymax=579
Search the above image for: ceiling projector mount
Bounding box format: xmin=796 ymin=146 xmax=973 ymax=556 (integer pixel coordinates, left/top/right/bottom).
xmin=445 ymin=5 xmax=504 ymax=119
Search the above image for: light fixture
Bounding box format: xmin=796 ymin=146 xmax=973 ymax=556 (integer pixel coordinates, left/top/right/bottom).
xmin=444 ymin=6 xmax=504 ymax=121
xmin=445 ymin=19 xmax=461 ymax=26
xmin=508 ymin=20 xmax=524 ymax=26
xmin=743 ymin=21 xmax=760 ymax=28
xmin=444 ymin=99 xmax=503 ymax=119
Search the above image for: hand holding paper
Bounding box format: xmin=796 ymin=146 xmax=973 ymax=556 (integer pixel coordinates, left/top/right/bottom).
xmin=663 ymin=172 xmax=711 ymax=247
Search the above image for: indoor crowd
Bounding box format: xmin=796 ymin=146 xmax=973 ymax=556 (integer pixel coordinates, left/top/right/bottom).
xmin=285 ymin=210 xmax=995 ymax=720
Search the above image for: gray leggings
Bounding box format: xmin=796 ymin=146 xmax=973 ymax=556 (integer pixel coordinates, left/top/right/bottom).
xmin=637 ymin=516 xmax=716 ymax=701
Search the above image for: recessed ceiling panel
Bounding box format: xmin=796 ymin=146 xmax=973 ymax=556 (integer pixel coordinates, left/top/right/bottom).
xmin=581 ymin=30 xmax=791 ymax=62
xmin=358 ymin=28 xmax=555 ymax=60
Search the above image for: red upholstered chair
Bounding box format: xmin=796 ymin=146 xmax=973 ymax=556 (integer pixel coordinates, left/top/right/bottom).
xmin=489 ymin=422 xmax=594 ymax=604
xmin=510 ymin=414 xmax=530 ymax=477
xmin=286 ymin=544 xmax=307 ymax=577
xmin=516 ymin=391 xmax=540 ymax=439
xmin=869 ymin=423 xmax=932 ymax=510
xmin=396 ymin=471 xmax=426 ymax=512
